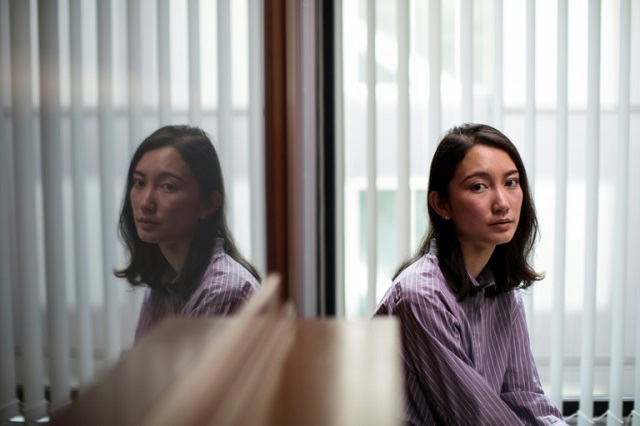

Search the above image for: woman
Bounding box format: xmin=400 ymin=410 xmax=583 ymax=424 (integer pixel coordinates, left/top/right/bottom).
xmin=115 ymin=125 xmax=260 ymax=342
xmin=375 ymin=124 xmax=566 ymax=425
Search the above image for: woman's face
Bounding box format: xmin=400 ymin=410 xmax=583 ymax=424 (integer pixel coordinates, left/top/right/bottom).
xmin=444 ymin=144 xmax=523 ymax=256
xmin=130 ymin=146 xmax=209 ymax=255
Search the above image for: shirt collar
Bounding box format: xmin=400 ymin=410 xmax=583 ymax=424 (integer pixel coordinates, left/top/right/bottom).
xmin=213 ymin=237 xmax=225 ymax=257
xmin=429 ymin=239 xmax=496 ymax=290
xmin=467 ymin=267 xmax=495 ymax=290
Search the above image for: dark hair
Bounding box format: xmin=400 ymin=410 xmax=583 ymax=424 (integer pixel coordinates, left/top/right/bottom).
xmin=394 ymin=123 xmax=543 ymax=300
xmin=115 ymin=125 xmax=260 ymax=297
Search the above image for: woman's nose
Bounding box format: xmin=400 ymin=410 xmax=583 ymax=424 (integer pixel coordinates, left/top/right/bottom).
xmin=140 ymin=188 xmax=156 ymax=213
xmin=492 ymin=188 xmax=509 ymax=214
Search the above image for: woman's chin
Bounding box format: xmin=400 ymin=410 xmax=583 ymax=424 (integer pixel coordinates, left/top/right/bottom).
xmin=137 ymin=232 xmax=160 ymax=245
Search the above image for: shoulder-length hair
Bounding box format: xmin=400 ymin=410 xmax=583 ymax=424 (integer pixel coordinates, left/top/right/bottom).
xmin=394 ymin=123 xmax=543 ymax=300
xmin=114 ymin=125 xmax=260 ymax=297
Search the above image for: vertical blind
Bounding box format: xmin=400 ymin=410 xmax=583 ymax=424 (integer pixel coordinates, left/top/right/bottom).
xmin=0 ymin=0 xmax=266 ymax=422
xmin=336 ymin=0 xmax=639 ymax=424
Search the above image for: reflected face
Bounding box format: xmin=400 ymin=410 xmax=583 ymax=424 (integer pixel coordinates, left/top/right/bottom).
xmin=446 ymin=144 xmax=523 ymax=255
xmin=130 ymin=146 xmax=206 ymax=254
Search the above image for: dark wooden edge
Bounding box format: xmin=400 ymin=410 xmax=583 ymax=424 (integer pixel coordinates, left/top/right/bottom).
xmin=264 ymin=0 xmax=290 ymax=301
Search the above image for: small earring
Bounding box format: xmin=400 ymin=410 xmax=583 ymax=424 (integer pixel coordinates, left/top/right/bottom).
xmin=200 ymin=215 xmax=206 ymax=220
xmin=444 ymin=215 xmax=450 ymax=220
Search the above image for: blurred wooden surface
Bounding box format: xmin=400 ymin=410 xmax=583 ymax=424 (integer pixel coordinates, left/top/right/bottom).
xmin=266 ymin=319 xmax=402 ymax=426
xmin=50 ymin=317 xmax=401 ymax=425
xmin=48 ymin=318 xmax=229 ymax=426
xmin=50 ymin=278 xmax=401 ymax=425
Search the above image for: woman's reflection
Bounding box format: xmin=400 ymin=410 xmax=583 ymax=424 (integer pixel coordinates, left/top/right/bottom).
xmin=114 ymin=125 xmax=261 ymax=342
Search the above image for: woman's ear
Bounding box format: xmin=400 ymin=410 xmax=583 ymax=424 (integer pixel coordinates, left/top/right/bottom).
xmin=199 ymin=191 xmax=222 ymax=220
xmin=428 ymin=191 xmax=451 ymax=221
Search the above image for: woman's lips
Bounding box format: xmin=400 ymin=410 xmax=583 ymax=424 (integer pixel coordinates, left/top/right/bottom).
xmin=136 ymin=218 xmax=159 ymax=230
xmin=490 ymin=219 xmax=512 ymax=231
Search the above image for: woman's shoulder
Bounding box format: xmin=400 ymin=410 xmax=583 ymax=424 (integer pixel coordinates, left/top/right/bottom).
xmin=206 ymin=250 xmax=259 ymax=287
xmin=500 ymin=287 xmax=525 ymax=315
xmin=184 ymin=249 xmax=259 ymax=311
xmin=376 ymin=252 xmax=455 ymax=316
xmin=397 ymin=252 xmax=451 ymax=296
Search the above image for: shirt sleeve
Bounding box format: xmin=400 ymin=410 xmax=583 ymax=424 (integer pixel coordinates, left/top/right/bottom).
xmin=500 ymin=292 xmax=567 ymax=425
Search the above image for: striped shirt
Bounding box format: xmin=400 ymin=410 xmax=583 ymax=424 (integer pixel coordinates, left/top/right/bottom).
xmin=374 ymin=242 xmax=566 ymax=426
xmin=134 ymin=238 xmax=259 ymax=342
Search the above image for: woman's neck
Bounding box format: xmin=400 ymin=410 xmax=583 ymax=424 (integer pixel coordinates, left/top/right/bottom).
xmin=459 ymin=242 xmax=495 ymax=279
xmin=159 ymin=243 xmax=190 ymax=274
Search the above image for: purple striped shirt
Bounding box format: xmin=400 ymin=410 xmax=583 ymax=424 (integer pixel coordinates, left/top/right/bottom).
xmin=134 ymin=238 xmax=259 ymax=342
xmin=374 ymin=243 xmax=566 ymax=426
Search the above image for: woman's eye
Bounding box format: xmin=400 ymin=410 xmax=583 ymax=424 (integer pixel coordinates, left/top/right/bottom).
xmin=506 ymin=178 xmax=519 ymax=188
xmin=132 ymin=178 xmax=145 ymax=188
xmin=471 ymin=183 xmax=486 ymax=192
xmin=161 ymin=183 xmax=176 ymax=192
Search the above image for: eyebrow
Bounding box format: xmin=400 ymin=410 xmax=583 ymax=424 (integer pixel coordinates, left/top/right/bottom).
xmin=133 ymin=170 xmax=186 ymax=183
xmin=461 ymin=169 xmax=519 ymax=183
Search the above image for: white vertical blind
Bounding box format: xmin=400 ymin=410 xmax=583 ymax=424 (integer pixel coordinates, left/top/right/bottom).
xmin=128 ymin=0 xmax=143 ymax=151
xmin=249 ymin=0 xmax=266 ymax=273
xmin=428 ymin=0 xmax=441 ymax=147
xmin=550 ymin=0 xmax=568 ymax=410
xmin=397 ymin=0 xmax=410 ymax=263
xmin=97 ymin=0 xmax=121 ymax=365
xmin=0 ymin=91 xmax=19 ymax=425
xmin=0 ymin=0 xmax=20 ymax=420
xmin=522 ymin=0 xmax=536 ymax=338
xmin=9 ymin=0 xmax=48 ymax=421
xmin=0 ymin=146 xmax=18 ymax=419
xmin=188 ymin=0 xmax=202 ymax=127
xmin=607 ymin=1 xmax=631 ymax=424
xmin=491 ymin=0 xmax=503 ymax=129
xmin=69 ymin=0 xmax=95 ymax=387
xmin=157 ymin=0 xmax=171 ymax=126
xmin=460 ymin=0 xmax=472 ymax=122
xmin=69 ymin=8 xmax=93 ymax=382
xmin=524 ymin=0 xmax=535 ymax=175
xmin=0 ymin=212 xmax=18 ymax=420
xmin=217 ymin=0 xmax=234 ymax=228
xmin=38 ymin=0 xmax=71 ymax=411
xmin=578 ymin=1 xmax=600 ymax=424
xmin=366 ymin=0 xmax=378 ymax=312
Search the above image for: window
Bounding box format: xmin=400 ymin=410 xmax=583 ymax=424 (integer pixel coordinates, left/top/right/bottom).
xmin=337 ymin=0 xmax=640 ymax=418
